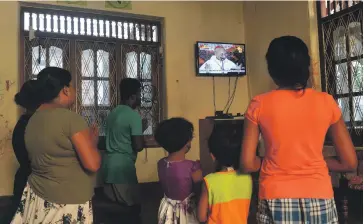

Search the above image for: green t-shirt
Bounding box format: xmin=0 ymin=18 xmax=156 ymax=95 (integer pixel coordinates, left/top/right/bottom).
xmin=103 ymin=105 xmax=142 ymax=184
xmin=25 ymin=108 xmax=96 ymax=204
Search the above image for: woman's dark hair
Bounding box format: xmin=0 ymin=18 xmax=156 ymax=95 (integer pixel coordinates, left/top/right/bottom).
xmin=14 ymin=67 xmax=72 ymax=109
xmin=208 ymin=124 xmax=242 ymax=170
xmin=14 ymin=80 xmax=39 ymax=111
xmin=266 ymin=36 xmax=311 ymax=90
xmin=119 ymin=78 xmax=141 ymax=101
xmin=154 ymin=117 xmax=194 ymax=153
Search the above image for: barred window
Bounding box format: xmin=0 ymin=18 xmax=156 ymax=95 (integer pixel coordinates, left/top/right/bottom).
xmin=21 ymin=5 xmax=163 ymax=147
xmin=317 ymin=0 xmax=363 ymax=146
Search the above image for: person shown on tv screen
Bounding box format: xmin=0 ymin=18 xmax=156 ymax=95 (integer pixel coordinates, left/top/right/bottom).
xmin=200 ymin=46 xmax=238 ymax=74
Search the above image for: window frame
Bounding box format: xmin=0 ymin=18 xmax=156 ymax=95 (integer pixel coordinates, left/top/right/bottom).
xmin=316 ymin=1 xmax=363 ymax=147
xmin=76 ymin=42 xmax=118 ymax=137
xmin=121 ymin=45 xmax=162 ymax=147
xmin=19 ymin=3 xmax=166 ymax=148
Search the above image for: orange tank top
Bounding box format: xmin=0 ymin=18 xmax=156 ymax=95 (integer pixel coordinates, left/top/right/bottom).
xmin=204 ymin=171 xmax=252 ymax=224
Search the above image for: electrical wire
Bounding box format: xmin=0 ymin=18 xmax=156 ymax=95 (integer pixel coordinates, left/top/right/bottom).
xmin=228 ymin=76 xmax=231 ymax=100
xmin=223 ymin=77 xmax=232 ymax=112
xmin=226 ymin=76 xmax=239 ymax=114
xmin=212 ymin=76 xmax=216 ymax=114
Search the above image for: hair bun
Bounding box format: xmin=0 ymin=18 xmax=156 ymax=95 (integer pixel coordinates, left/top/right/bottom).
xmin=15 ymin=67 xmax=72 ymax=109
xmin=14 ymin=80 xmax=41 ymax=110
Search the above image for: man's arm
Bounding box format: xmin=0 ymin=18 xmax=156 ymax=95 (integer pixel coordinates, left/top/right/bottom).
xmin=131 ymin=136 xmax=144 ymax=152
xmin=130 ymin=112 xmax=145 ymax=152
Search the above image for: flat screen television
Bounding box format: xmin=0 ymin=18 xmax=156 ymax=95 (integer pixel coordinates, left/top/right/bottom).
xmin=196 ymin=41 xmax=246 ymax=77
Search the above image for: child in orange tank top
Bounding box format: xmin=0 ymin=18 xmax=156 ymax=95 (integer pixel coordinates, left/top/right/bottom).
xmin=198 ymin=123 xmax=252 ymax=224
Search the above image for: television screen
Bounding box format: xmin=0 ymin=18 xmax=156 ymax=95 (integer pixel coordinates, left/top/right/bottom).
xmin=196 ymin=42 xmax=246 ymax=76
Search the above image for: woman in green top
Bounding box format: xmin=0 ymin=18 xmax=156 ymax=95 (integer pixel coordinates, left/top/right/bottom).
xmin=11 ymin=67 xmax=101 ymax=224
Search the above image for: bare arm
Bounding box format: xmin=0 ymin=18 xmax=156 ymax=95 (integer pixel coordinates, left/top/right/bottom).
xmin=192 ymin=169 xmax=203 ymax=183
xmin=325 ymin=118 xmax=358 ymax=172
xmin=240 ymin=118 xmax=261 ymax=173
xmin=192 ymin=168 xmax=203 ymax=197
xmin=71 ymin=128 xmax=101 ymax=172
xmin=131 ymin=113 xmax=145 ymax=152
xmin=197 ymin=181 xmax=209 ymax=223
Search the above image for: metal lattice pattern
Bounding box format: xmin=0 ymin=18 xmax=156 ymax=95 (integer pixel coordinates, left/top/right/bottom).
xmin=21 ymin=7 xmax=162 ymax=146
xmin=23 ymin=36 xmax=161 ymax=139
xmin=24 ymin=37 xmax=70 ymax=80
xmin=122 ymin=44 xmax=161 ymax=135
xmin=319 ymin=0 xmax=362 ymax=18
xmin=320 ymin=3 xmax=363 ymax=136
xmin=75 ymin=41 xmax=118 ymax=136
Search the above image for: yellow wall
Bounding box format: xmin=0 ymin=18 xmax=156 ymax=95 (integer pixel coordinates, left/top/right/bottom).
xmin=243 ymin=1 xmax=321 ymax=96
xmin=0 ymin=1 xmax=250 ymax=195
xmin=0 ymin=1 xmax=22 ymax=197
xmin=0 ymin=1 xmax=322 ymax=196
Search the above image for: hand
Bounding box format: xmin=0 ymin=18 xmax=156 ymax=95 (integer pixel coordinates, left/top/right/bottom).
xmin=90 ymin=123 xmax=99 ymax=146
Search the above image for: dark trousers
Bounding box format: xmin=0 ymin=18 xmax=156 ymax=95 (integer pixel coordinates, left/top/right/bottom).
xmin=5 ymin=169 xmax=30 ymax=223
xmin=93 ymin=186 xmax=141 ymax=224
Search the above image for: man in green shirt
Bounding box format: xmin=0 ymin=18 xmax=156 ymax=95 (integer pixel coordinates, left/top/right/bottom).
xmin=103 ymin=78 xmax=145 ymax=211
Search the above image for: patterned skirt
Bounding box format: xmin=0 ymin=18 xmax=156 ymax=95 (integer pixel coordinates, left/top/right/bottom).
xmin=257 ymin=198 xmax=339 ymax=224
xmin=158 ymin=194 xmax=199 ymax=224
xmin=11 ymin=183 xmax=93 ymax=224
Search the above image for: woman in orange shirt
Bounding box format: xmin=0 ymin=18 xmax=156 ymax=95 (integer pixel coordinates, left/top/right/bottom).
xmin=241 ymin=36 xmax=358 ymax=224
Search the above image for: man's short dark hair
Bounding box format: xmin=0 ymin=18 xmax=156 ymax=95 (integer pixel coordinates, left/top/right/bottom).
xmin=154 ymin=118 xmax=194 ymax=153
xmin=119 ymin=78 xmax=141 ymax=101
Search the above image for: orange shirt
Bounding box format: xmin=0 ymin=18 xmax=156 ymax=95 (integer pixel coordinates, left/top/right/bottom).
xmin=245 ymin=89 xmax=341 ymax=199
